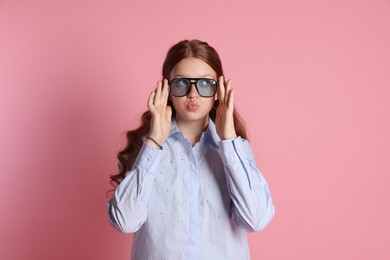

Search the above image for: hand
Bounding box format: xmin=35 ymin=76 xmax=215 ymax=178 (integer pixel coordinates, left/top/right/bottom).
xmin=147 ymin=79 xmax=172 ymax=147
xmin=215 ymin=76 xmax=237 ymax=140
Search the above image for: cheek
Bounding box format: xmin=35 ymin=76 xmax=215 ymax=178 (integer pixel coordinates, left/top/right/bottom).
xmin=204 ymin=99 xmax=216 ymax=111
xmin=170 ymin=96 xmax=184 ymax=109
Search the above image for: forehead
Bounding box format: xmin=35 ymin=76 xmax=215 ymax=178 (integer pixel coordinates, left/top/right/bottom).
xmin=170 ymin=57 xmax=216 ymax=79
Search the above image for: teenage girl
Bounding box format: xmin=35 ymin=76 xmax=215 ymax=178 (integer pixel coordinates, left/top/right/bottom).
xmin=108 ymin=39 xmax=275 ymax=259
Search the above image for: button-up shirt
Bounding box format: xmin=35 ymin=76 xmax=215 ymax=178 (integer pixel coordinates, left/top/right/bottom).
xmin=108 ymin=118 xmax=275 ymax=259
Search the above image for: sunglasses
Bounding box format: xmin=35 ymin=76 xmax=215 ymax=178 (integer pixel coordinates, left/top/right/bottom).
xmin=168 ymin=78 xmax=218 ymax=97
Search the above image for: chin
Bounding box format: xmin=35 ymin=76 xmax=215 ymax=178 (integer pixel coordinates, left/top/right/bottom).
xmin=176 ymin=112 xmax=209 ymax=122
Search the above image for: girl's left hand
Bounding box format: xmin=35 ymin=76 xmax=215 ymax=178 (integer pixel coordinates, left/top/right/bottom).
xmin=215 ymin=76 xmax=237 ymax=140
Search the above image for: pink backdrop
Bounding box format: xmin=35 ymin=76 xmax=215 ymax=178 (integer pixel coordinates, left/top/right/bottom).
xmin=1 ymin=0 xmax=389 ymax=259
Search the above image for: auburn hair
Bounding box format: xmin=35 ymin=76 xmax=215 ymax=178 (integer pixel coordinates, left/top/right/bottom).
xmin=109 ymin=39 xmax=247 ymax=189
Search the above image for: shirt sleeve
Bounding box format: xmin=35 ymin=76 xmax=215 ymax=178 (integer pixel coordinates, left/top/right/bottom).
xmin=107 ymin=143 xmax=162 ymax=233
xmin=218 ymin=137 xmax=275 ymax=232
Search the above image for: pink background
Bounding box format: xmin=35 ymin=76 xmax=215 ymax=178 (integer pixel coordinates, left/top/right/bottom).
xmin=1 ymin=0 xmax=389 ymax=259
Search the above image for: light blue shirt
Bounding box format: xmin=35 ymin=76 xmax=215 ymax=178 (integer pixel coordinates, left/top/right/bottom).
xmin=108 ymin=118 xmax=275 ymax=259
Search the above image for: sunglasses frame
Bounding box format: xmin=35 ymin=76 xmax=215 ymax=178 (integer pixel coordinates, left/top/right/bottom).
xmin=168 ymin=78 xmax=218 ymax=97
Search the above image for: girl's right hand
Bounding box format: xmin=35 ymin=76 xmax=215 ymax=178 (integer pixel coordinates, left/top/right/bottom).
xmin=146 ymin=79 xmax=172 ymax=148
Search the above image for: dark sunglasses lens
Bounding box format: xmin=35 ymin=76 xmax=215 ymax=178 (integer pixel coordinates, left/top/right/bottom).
xmin=170 ymin=79 xmax=190 ymax=96
xmin=197 ymin=79 xmax=217 ymax=97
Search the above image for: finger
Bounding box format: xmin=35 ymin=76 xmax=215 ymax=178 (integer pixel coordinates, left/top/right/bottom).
xmin=166 ymin=105 xmax=172 ymax=122
xmin=154 ymin=81 xmax=162 ymax=105
xmin=226 ymin=88 xmax=235 ymax=111
xmin=218 ymin=76 xmax=225 ymax=103
xmin=162 ymin=79 xmax=169 ymax=106
xmin=225 ymin=79 xmax=232 ymax=103
xmin=147 ymin=90 xmax=156 ymax=111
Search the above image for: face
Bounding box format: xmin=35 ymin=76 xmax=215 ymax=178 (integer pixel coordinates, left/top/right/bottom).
xmin=169 ymin=57 xmax=217 ymax=125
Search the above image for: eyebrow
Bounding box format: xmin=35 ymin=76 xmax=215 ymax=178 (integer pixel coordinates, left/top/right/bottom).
xmin=174 ymin=74 xmax=215 ymax=78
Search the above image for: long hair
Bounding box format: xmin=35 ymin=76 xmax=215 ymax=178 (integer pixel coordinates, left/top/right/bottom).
xmin=109 ymin=39 xmax=247 ymax=189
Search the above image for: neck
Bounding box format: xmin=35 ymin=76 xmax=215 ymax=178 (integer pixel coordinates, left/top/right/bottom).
xmin=176 ymin=116 xmax=209 ymax=146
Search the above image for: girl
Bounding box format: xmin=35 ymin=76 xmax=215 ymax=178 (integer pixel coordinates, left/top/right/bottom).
xmin=108 ymin=39 xmax=275 ymax=259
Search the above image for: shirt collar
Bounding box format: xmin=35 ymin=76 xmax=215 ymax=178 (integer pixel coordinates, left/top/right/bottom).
xmin=205 ymin=118 xmax=221 ymax=145
xmin=169 ymin=117 xmax=221 ymax=145
xmin=169 ymin=117 xmax=181 ymax=136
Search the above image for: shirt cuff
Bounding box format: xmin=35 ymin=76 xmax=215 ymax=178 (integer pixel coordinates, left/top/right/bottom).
xmin=218 ymin=136 xmax=247 ymax=164
xmin=133 ymin=142 xmax=162 ymax=175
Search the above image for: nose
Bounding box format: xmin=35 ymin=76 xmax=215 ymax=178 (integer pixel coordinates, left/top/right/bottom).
xmin=187 ymin=83 xmax=199 ymax=98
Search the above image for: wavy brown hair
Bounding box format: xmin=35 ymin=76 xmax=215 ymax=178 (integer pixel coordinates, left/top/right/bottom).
xmin=109 ymin=39 xmax=248 ymax=189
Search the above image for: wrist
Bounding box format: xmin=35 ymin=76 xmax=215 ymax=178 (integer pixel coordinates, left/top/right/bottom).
xmin=221 ymin=134 xmax=237 ymax=140
xmin=145 ymin=136 xmax=163 ymax=150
